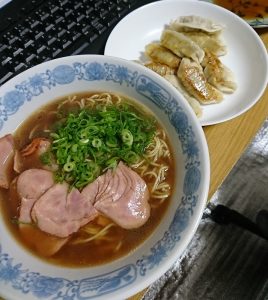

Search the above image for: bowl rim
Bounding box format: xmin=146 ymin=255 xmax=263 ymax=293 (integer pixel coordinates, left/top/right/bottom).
xmin=0 ymin=54 xmax=210 ymax=300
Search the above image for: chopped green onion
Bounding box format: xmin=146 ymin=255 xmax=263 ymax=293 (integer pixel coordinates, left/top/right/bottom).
xmin=92 ymin=138 xmax=102 ymax=148
xmin=71 ymin=144 xmax=78 ymax=152
xmin=80 ymin=139 xmax=89 ymax=144
xmin=106 ymin=136 xmax=118 ymax=147
xmin=123 ymin=151 xmax=139 ymax=164
xmin=63 ymin=162 xmax=75 ymax=172
xmin=50 ymin=102 xmax=156 ymax=188
xmin=121 ymin=129 xmax=133 ymax=147
xmin=105 ymin=157 xmax=118 ymax=169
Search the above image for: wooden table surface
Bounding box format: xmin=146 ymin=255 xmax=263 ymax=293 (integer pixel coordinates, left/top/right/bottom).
xmin=129 ymin=27 xmax=268 ymax=300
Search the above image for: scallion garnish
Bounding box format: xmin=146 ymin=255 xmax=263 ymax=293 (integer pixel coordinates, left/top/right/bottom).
xmin=50 ymin=103 xmax=156 ymax=188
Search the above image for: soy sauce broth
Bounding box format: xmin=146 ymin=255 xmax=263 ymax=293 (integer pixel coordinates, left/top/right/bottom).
xmin=0 ymin=92 xmax=175 ymax=267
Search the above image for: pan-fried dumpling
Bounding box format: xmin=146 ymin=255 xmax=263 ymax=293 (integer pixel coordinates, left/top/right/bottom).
xmin=144 ymin=61 xmax=176 ymax=76
xmin=170 ymin=15 xmax=224 ymax=35
xmin=160 ymin=30 xmax=204 ymax=63
xmin=177 ymin=31 xmax=227 ymax=56
xmin=164 ymin=74 xmax=203 ymax=118
xmin=177 ymin=58 xmax=223 ymax=104
xmin=145 ymin=43 xmax=181 ymax=68
xmin=201 ymin=51 xmax=237 ymax=93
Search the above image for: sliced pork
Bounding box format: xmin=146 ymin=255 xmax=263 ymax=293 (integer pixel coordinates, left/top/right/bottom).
xmin=17 ymin=169 xmax=54 ymax=223
xmin=31 ymin=183 xmax=98 ymax=238
xmin=0 ymin=134 xmax=15 ymax=189
xmin=82 ymin=162 xmax=150 ymax=229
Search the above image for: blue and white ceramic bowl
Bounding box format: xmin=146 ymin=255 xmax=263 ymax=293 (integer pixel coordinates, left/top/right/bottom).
xmin=0 ymin=55 xmax=210 ymax=300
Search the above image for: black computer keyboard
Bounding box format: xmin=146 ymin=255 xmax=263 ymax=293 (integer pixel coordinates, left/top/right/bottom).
xmin=0 ymin=0 xmax=158 ymax=85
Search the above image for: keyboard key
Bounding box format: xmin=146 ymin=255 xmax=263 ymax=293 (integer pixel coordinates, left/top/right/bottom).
xmin=40 ymin=13 xmax=50 ymax=21
xmin=0 ymin=44 xmax=9 ymax=53
xmin=13 ymin=48 xmax=23 ymax=57
xmin=57 ymin=0 xmax=68 ymax=7
xmin=102 ymin=15 xmax=118 ymax=27
xmin=72 ymin=32 xmax=82 ymax=42
xmin=31 ymin=0 xmax=44 ymax=7
xmin=58 ymin=28 xmax=67 ymax=38
xmin=94 ymin=0 xmax=102 ymax=8
xmin=71 ymin=42 xmax=89 ymax=55
xmin=24 ymin=40 xmax=34 ymax=48
xmin=74 ymin=2 xmax=83 ymax=10
xmin=35 ymin=31 xmax=44 ymax=40
xmin=37 ymin=45 xmax=47 ymax=54
xmin=67 ymin=21 xmax=76 ymax=30
xmin=92 ymin=22 xmax=106 ymax=35
xmin=52 ymin=48 xmax=61 ymax=58
xmin=14 ymin=62 xmax=27 ymax=72
xmin=116 ymin=6 xmax=129 ymax=17
xmin=77 ymin=13 xmax=86 ymax=23
xmin=0 ymin=70 xmax=13 ymax=85
xmin=2 ymin=59 xmax=14 ymax=72
xmin=30 ymin=20 xmax=40 ymax=29
xmin=26 ymin=53 xmax=37 ymax=63
xmin=55 ymin=16 xmax=64 ymax=24
xmin=47 ymin=37 xmax=57 ymax=46
xmin=85 ymin=7 xmax=94 ymax=15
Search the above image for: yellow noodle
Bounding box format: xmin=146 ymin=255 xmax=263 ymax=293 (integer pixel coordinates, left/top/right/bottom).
xmin=72 ymin=223 xmax=115 ymax=244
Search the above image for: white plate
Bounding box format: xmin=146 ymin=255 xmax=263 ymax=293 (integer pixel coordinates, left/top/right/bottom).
xmin=105 ymin=0 xmax=268 ymax=126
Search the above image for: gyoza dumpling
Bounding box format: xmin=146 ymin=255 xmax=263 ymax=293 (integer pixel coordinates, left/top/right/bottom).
xmin=177 ymin=58 xmax=223 ymax=104
xmin=144 ymin=61 xmax=176 ymax=76
xmin=145 ymin=43 xmax=181 ymax=68
xmin=201 ymin=51 xmax=237 ymax=93
xmin=177 ymin=31 xmax=227 ymax=56
xmin=170 ymin=15 xmax=224 ymax=35
xmin=160 ymin=30 xmax=204 ymax=63
xmin=164 ymin=74 xmax=203 ymax=118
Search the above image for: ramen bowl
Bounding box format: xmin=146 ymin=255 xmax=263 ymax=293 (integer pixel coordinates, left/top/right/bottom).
xmin=0 ymin=55 xmax=209 ymax=300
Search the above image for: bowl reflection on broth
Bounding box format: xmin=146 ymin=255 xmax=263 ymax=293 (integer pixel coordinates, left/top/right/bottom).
xmin=0 ymin=92 xmax=175 ymax=267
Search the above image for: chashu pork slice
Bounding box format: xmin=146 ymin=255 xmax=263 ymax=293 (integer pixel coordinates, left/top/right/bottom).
xmin=82 ymin=161 xmax=150 ymax=229
xmin=31 ymin=182 xmax=98 ymax=238
xmin=17 ymin=169 xmax=55 ymax=223
xmin=0 ymin=134 xmax=15 ymax=189
xmin=17 ymin=169 xmax=70 ymax=256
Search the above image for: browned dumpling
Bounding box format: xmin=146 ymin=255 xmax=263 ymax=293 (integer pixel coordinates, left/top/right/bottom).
xmin=177 ymin=31 xmax=227 ymax=57
xmin=160 ymin=30 xmax=204 ymax=63
xmin=177 ymin=58 xmax=223 ymax=104
xmin=201 ymin=51 xmax=237 ymax=93
xmin=144 ymin=61 xmax=176 ymax=76
xmin=164 ymin=74 xmax=203 ymax=118
xmin=145 ymin=43 xmax=181 ymax=68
